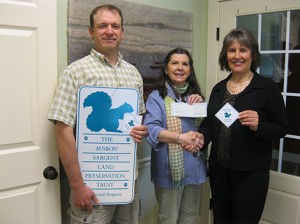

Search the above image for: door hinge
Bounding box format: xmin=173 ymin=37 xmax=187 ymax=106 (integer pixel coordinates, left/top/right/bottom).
xmin=216 ymin=27 xmax=220 ymax=41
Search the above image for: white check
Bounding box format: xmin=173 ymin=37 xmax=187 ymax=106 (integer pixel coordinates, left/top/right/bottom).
xmin=171 ymin=102 xmax=207 ymax=117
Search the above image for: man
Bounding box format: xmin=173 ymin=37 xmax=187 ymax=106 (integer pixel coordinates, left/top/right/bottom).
xmin=48 ymin=4 xmax=148 ymax=224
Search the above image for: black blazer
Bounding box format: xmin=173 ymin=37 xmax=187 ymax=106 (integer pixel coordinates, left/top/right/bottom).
xmin=199 ymin=72 xmax=288 ymax=171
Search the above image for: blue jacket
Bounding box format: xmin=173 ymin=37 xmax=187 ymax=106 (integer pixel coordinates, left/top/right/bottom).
xmin=143 ymin=85 xmax=207 ymax=188
xmin=199 ymin=72 xmax=288 ymax=171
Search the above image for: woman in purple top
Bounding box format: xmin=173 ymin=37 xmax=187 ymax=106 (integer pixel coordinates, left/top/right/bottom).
xmin=143 ymin=48 xmax=207 ymax=224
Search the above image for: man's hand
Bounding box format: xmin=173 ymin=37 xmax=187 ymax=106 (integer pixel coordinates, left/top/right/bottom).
xmin=72 ymin=184 xmax=99 ymax=212
xmin=130 ymin=125 xmax=148 ymax=143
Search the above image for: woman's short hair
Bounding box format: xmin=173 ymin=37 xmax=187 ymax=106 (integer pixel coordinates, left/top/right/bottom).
xmin=219 ymin=27 xmax=260 ymax=72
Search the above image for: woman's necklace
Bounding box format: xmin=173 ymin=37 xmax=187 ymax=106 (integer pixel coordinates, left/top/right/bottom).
xmin=227 ymin=73 xmax=253 ymax=94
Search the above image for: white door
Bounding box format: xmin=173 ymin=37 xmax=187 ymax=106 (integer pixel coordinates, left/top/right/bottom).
xmin=0 ymin=1 xmax=61 ymax=224
xmin=206 ymin=0 xmax=300 ymax=223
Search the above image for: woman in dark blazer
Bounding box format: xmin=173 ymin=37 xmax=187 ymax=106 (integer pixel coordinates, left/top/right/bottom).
xmin=199 ymin=28 xmax=288 ymax=224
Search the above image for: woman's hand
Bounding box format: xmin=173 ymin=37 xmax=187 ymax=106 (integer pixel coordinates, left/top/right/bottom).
xmin=238 ymin=110 xmax=259 ymax=131
xmin=178 ymin=131 xmax=204 ymax=153
xmin=187 ymin=94 xmax=204 ymax=105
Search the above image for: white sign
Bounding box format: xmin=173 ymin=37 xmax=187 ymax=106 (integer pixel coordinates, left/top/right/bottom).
xmin=171 ymin=102 xmax=207 ymax=117
xmin=76 ymin=86 xmax=139 ymax=205
xmin=215 ymin=102 xmax=239 ymax=128
xmin=122 ymin=114 xmax=143 ymax=133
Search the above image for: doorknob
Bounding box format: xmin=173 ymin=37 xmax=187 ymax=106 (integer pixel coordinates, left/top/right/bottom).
xmin=43 ymin=166 xmax=58 ymax=180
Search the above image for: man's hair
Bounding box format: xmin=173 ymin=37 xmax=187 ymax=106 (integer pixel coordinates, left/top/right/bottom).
xmin=89 ymin=4 xmax=123 ymax=29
